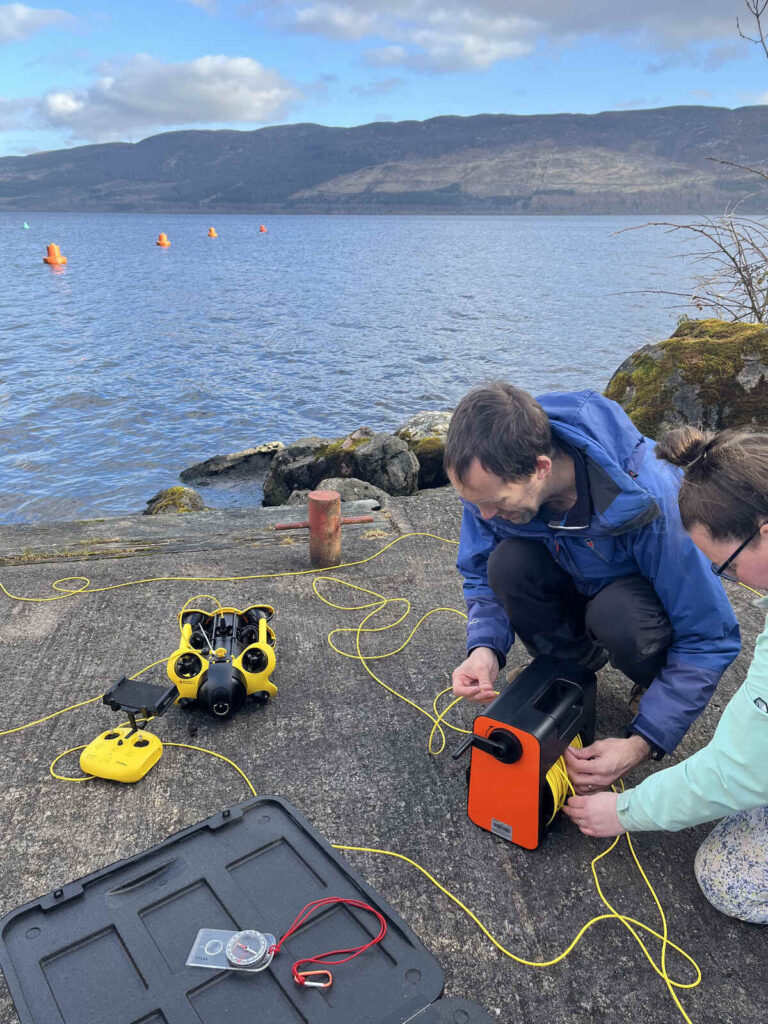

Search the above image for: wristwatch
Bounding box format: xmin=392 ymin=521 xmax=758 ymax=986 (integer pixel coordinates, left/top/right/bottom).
xmin=626 ymin=726 xmax=665 ymax=761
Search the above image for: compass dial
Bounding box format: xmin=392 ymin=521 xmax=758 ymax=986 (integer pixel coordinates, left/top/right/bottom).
xmin=225 ymin=929 xmax=269 ymax=967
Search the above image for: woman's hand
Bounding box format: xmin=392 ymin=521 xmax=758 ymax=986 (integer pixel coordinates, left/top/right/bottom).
xmin=562 ymin=791 xmax=626 ymax=837
xmin=564 ymin=735 xmax=650 ymax=793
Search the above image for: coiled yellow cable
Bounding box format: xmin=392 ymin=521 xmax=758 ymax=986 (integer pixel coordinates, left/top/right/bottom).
xmin=44 ymin=736 xmax=700 ymax=1024
xmin=545 ymin=734 xmax=582 ymax=825
xmin=0 ymin=532 xmax=708 ymax=1022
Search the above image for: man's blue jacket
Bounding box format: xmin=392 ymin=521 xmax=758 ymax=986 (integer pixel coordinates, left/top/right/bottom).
xmin=458 ymin=390 xmax=740 ymax=753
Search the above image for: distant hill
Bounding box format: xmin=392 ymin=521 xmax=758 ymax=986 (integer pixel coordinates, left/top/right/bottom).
xmin=2 ymin=106 xmax=768 ymax=214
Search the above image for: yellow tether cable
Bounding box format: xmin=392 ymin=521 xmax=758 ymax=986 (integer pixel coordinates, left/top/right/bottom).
xmin=0 ymin=531 xmax=722 ymax=1022
xmin=737 ymin=581 xmax=764 ymax=598
xmin=331 ymin=834 xmax=699 ymax=1023
xmin=0 ymin=532 xmax=457 ymax=603
xmin=312 ymin=575 xmax=469 ymax=753
xmin=42 ymin=741 xmax=700 ymax=1023
xmin=49 ymin=741 xmax=258 ymax=796
xmin=0 ymin=657 xmax=168 ymax=739
xmin=162 ymin=743 xmax=259 ymax=797
xmin=545 ymin=734 xmax=582 ymax=825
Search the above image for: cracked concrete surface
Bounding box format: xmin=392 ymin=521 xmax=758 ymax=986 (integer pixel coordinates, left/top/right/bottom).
xmin=0 ymin=489 xmax=765 ymax=1023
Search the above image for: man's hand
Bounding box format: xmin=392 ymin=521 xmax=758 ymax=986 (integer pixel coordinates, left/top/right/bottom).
xmin=452 ymin=647 xmax=500 ymax=703
xmin=563 ymin=735 xmax=651 ymax=793
xmin=562 ymin=791 xmax=626 ymax=838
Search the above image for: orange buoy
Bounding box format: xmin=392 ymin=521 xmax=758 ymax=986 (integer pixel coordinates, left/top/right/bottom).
xmin=156 ymin=233 xmax=171 ymax=247
xmin=208 ymin=227 xmax=217 ymax=238
xmin=43 ymin=243 xmax=67 ymax=266
xmin=259 ymin=224 xmax=267 ymax=233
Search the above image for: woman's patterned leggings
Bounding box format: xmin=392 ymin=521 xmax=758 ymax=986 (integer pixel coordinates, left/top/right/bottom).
xmin=694 ymin=805 xmax=768 ymax=924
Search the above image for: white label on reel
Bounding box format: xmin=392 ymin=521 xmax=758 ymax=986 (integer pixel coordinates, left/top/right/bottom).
xmin=490 ymin=818 xmax=513 ymax=841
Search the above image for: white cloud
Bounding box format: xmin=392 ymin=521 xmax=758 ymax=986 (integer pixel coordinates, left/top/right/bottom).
xmin=0 ymin=94 xmax=32 ymax=130
xmin=258 ymin=0 xmax=748 ymax=72
xmin=38 ymin=54 xmax=304 ymax=142
xmin=285 ymin=2 xmax=538 ymax=70
xmin=0 ymin=2 xmax=72 ymax=43
xmin=293 ymin=2 xmax=378 ymax=39
xmin=365 ymin=45 xmax=407 ymax=67
xmin=491 ymin=0 xmax=741 ymax=47
xmin=45 ymin=90 xmax=82 ymax=116
xmin=350 ymin=76 xmax=404 ymax=96
xmin=647 ymin=40 xmax=747 ymax=73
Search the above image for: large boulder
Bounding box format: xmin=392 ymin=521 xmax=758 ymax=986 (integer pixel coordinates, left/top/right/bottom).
xmin=262 ymin=430 xmax=374 ymax=506
xmin=287 ymin=477 xmax=390 ymax=507
xmin=180 ymin=442 xmax=283 ymax=484
xmin=350 ymin=433 xmax=419 ymax=495
xmin=262 ymin=427 xmax=420 ymax=506
xmin=604 ymin=318 xmax=768 ymax=437
xmin=144 ymin=486 xmax=205 ymax=515
xmin=395 ymin=410 xmax=453 ymax=488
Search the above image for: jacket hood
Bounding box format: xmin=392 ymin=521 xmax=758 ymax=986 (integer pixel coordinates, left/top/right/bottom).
xmin=537 ymin=390 xmax=661 ymax=535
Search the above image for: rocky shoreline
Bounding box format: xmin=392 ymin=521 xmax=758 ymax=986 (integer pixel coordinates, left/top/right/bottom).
xmin=145 ymin=411 xmax=453 ymax=515
xmin=144 ymin=318 xmax=768 ymax=516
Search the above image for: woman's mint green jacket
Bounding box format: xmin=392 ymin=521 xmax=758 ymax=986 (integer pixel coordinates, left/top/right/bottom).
xmin=617 ymin=598 xmax=768 ymax=832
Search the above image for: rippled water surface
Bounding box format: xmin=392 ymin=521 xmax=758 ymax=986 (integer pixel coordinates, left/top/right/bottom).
xmin=0 ymin=213 xmax=698 ymax=523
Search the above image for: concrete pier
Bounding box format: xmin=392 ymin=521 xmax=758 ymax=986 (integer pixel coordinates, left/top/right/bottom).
xmin=0 ymin=489 xmax=765 ymax=1023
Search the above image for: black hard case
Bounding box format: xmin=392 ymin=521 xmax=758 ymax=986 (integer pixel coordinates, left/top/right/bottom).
xmin=0 ymin=796 xmax=495 ymax=1024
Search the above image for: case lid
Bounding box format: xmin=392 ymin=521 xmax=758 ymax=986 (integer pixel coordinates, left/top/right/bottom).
xmin=0 ymin=797 xmax=452 ymax=1024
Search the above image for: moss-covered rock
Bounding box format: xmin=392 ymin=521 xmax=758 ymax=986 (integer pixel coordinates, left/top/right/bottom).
xmin=604 ymin=318 xmax=768 ymax=437
xmin=261 ymin=426 xmax=420 ymax=506
xmin=262 ymin=429 xmax=374 ymax=506
xmin=395 ymin=410 xmax=453 ymax=488
xmin=144 ymin=486 xmax=205 ymax=515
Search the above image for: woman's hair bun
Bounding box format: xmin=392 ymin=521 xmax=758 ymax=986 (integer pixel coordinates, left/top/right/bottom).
xmin=655 ymin=426 xmax=713 ymax=468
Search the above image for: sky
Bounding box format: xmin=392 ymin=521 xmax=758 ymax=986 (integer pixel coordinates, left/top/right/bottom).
xmin=0 ymin=0 xmax=767 ymax=157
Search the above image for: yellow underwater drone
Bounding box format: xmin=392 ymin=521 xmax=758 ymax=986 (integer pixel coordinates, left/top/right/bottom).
xmin=167 ymin=603 xmax=277 ymax=718
xmin=80 ymin=602 xmax=278 ymax=783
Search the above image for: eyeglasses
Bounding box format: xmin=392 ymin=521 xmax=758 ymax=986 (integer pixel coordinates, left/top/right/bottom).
xmin=711 ymin=523 xmax=767 ymax=582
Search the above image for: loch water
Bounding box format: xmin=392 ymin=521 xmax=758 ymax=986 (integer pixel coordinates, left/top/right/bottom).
xmin=0 ymin=213 xmax=702 ymax=524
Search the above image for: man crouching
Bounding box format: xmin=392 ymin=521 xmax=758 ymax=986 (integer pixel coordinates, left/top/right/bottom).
xmin=444 ymin=383 xmax=740 ymax=791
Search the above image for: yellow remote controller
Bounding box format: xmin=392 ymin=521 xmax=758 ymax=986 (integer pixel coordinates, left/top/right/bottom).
xmin=80 ymin=726 xmax=163 ymax=783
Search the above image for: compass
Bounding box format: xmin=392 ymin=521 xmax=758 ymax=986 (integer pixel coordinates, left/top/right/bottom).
xmin=225 ymin=929 xmax=270 ymax=968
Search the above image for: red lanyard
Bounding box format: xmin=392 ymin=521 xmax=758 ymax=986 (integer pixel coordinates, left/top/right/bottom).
xmin=269 ymin=897 xmax=387 ymax=989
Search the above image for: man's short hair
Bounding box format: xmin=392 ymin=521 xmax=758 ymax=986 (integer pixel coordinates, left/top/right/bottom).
xmin=444 ymin=383 xmax=553 ymax=484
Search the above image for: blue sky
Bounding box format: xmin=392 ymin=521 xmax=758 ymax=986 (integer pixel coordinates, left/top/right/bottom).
xmin=0 ymin=0 xmax=766 ymax=156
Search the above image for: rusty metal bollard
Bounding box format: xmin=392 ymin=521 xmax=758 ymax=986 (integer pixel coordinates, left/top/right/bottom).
xmin=273 ymin=491 xmax=374 ymax=565
xmin=308 ymin=489 xmax=342 ymax=567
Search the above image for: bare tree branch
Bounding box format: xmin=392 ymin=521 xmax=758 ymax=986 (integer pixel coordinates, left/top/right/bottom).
xmin=707 ymin=157 xmax=768 ymax=184
xmin=612 ymin=3 xmax=768 ymax=323
xmin=615 ymin=215 xmax=768 ymax=322
xmin=737 ymin=0 xmax=768 ymax=58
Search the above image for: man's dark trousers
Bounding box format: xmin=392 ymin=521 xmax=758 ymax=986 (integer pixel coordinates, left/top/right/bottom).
xmin=487 ymin=538 xmax=673 ymax=685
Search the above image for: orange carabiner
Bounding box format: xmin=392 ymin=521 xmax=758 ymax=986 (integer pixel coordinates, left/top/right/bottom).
xmin=296 ymin=969 xmax=333 ymax=989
